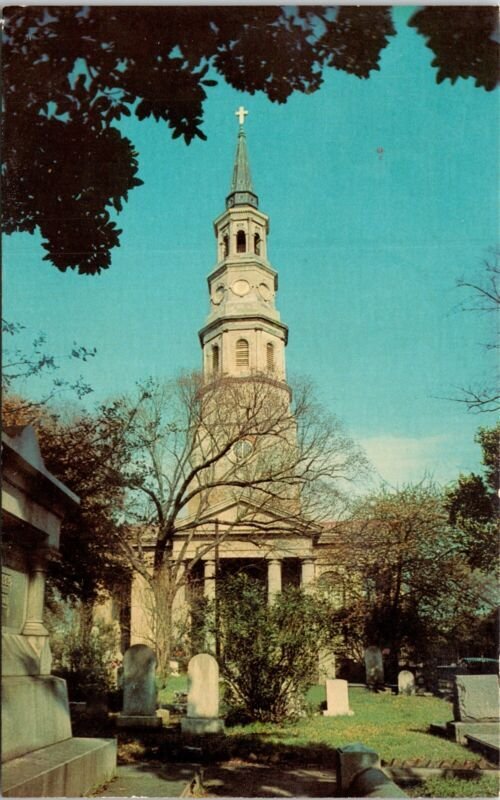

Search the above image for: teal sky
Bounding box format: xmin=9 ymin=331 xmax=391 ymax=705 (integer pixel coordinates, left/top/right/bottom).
xmin=4 ymin=6 xmax=498 ymax=487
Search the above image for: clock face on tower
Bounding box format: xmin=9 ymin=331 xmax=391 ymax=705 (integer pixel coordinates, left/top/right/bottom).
xmin=232 ymin=439 xmax=254 ymax=461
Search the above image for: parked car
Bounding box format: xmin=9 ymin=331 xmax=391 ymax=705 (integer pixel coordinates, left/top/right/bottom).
xmin=457 ymin=657 xmax=498 ymax=675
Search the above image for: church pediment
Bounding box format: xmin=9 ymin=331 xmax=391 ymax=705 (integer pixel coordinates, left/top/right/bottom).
xmin=177 ymin=496 xmax=319 ymax=540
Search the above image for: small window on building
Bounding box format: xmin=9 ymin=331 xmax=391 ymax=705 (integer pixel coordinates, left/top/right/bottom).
xmin=212 ymin=345 xmax=220 ymax=373
xmin=223 ymin=235 xmax=229 ymax=258
xmin=235 ymin=338 xmax=249 ymax=367
xmin=236 ymin=230 xmax=246 ymax=253
xmin=266 ymin=342 xmax=275 ymax=372
xmin=254 ymin=233 xmax=261 ymax=255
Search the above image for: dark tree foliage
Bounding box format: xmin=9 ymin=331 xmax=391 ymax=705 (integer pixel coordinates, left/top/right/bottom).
xmin=445 ymin=423 xmax=499 ymax=571
xmin=3 ymin=396 xmax=131 ymax=605
xmin=409 ymin=7 xmax=499 ymax=91
xmin=36 ymin=412 xmax=131 ymax=605
xmin=3 ymin=6 xmax=498 ymax=275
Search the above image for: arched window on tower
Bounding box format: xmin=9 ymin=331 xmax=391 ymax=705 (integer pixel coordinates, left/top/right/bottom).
xmin=236 ymin=230 xmax=246 ymax=253
xmin=235 ymin=338 xmax=249 ymax=368
xmin=212 ymin=344 xmax=220 ymax=373
xmin=254 ymin=233 xmax=261 ymax=255
xmin=223 ymin=235 xmax=229 ymax=258
xmin=266 ymin=342 xmax=275 ymax=372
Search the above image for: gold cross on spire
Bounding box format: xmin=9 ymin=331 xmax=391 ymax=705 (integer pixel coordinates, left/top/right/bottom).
xmin=235 ymin=105 xmax=248 ymax=126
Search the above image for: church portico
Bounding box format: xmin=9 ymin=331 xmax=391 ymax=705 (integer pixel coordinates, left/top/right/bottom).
xmin=189 ymin=553 xmax=315 ymax=603
xmin=203 ymin=559 xmax=216 ymax=600
xmin=301 ymin=557 xmax=316 ymax=590
xmin=267 ymin=558 xmax=282 ymax=600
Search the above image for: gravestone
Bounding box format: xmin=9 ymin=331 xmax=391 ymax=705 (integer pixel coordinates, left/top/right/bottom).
xmin=181 ymin=653 xmax=225 ymax=734
xmin=323 ymin=678 xmax=354 ymax=717
xmin=453 ymin=675 xmax=499 ymax=722
xmin=117 ymin=644 xmax=161 ymax=727
xmin=365 ymin=646 xmax=384 ymax=689
xmin=169 ymin=659 xmax=180 ymax=676
xmin=398 ymin=670 xmax=416 ymax=696
xmin=434 ymin=674 xmax=500 ymax=746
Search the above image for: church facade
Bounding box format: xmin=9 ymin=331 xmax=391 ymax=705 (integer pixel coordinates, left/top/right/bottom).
xmin=125 ymin=111 xmax=336 ymax=654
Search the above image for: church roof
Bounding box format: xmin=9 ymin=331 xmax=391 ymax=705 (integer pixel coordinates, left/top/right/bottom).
xmin=226 ymin=125 xmax=259 ymax=209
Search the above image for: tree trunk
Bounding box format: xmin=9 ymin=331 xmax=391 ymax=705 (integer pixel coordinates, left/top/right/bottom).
xmin=151 ymin=561 xmax=175 ymax=680
xmin=79 ymin=599 xmax=94 ymax=640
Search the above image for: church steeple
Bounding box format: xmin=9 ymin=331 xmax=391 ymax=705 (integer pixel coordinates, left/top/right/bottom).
xmin=226 ymin=111 xmax=258 ymax=209
xmin=199 ymin=108 xmax=289 ymax=384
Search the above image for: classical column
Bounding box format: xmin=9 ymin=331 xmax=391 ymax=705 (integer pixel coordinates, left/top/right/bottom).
xmin=202 ymin=559 xmax=217 ymax=654
xmin=267 ymin=559 xmax=282 ymax=603
xmin=204 ymin=559 xmax=216 ymax=601
xmin=130 ymin=571 xmax=155 ymax=646
xmin=172 ymin=561 xmax=186 ymax=621
xmin=301 ymin=557 xmax=316 ymax=593
xmin=22 ymin=550 xmax=49 ymax=636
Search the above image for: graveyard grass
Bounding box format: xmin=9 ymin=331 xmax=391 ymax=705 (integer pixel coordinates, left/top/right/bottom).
xmin=228 ymin=687 xmax=484 ymax=764
xmin=159 ymin=681 xmax=492 ymax=765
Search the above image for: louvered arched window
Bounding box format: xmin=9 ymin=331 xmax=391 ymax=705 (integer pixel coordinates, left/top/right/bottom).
xmin=235 ymin=338 xmax=249 ymax=367
xmin=212 ymin=345 xmax=220 ymax=373
xmin=266 ymin=342 xmax=275 ymax=372
xmin=254 ymin=233 xmax=261 ymax=255
xmin=236 ymin=230 xmax=246 ymax=253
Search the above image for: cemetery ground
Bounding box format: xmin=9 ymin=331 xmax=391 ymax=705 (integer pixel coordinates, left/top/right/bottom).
xmin=76 ymin=682 xmax=499 ymax=798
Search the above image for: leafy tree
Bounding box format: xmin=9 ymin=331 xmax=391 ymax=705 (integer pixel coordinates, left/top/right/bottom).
xmin=324 ymin=483 xmax=492 ymax=671
xmin=3 ymin=6 xmax=497 ymax=274
xmin=408 ymin=7 xmax=498 ymax=91
xmin=445 ymin=422 xmax=499 ymax=572
xmin=211 ymin=574 xmax=333 ymax=722
xmin=48 ymin=605 xmax=121 ymax=701
xmin=2 ymin=321 xmax=128 ymax=614
xmin=2 ymin=396 xmax=131 ymax=608
xmin=101 ymin=373 xmax=367 ymax=676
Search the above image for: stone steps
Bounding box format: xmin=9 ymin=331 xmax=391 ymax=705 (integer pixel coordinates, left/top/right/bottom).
xmin=3 ymin=737 xmax=117 ymax=797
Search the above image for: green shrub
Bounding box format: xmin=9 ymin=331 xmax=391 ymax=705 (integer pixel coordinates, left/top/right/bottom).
xmin=213 ymin=575 xmax=333 ymax=723
xmin=49 ymin=604 xmax=120 ymax=701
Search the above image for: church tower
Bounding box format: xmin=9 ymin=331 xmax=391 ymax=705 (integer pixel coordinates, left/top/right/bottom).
xmin=199 ymin=107 xmax=289 ymax=384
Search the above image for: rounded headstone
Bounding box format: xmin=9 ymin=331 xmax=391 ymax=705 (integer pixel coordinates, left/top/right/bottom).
xmin=122 ymin=644 xmax=157 ymax=716
xmin=187 ymin=653 xmax=219 ymax=719
xmin=364 ymin=646 xmax=384 ymax=687
xmin=398 ymin=669 xmax=416 ymax=696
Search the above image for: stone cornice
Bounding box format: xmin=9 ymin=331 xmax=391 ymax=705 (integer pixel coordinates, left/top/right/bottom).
xmin=199 ymin=314 xmax=289 ymax=345
xmin=207 ymin=256 xmax=277 ymax=285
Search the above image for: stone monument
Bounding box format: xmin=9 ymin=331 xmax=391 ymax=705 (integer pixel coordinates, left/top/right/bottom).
xmin=398 ymin=670 xmax=416 ymax=696
xmin=365 ymin=646 xmax=384 ymax=689
xmin=181 ymin=653 xmax=225 ymax=734
xmin=2 ymin=427 xmax=117 ymax=797
xmin=323 ymin=678 xmax=354 ymax=717
xmin=453 ymin=674 xmax=499 ymax=722
xmin=445 ymin=674 xmax=500 ymax=746
xmin=117 ymin=643 xmax=161 ymax=727
xmin=431 ymin=673 xmax=500 ymax=760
